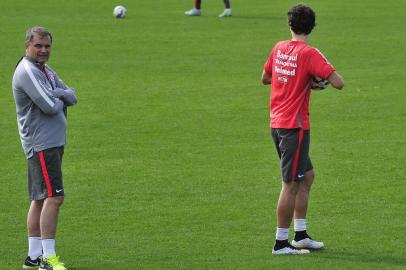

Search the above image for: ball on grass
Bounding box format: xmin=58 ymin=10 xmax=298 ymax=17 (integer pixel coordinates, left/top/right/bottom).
xmin=113 ymin=6 xmax=127 ymax=18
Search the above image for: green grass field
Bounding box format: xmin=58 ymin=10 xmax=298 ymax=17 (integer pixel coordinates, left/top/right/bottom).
xmin=1 ymin=0 xmax=405 ymax=269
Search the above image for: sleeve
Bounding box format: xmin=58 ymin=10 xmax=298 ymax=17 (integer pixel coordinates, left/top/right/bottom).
xmin=61 ymin=89 xmax=77 ymax=106
xmin=54 ymin=73 xmax=69 ymax=90
xmin=52 ymin=72 xmax=78 ymax=106
xmin=52 ymin=88 xmax=78 ymax=106
xmin=20 ymin=61 xmax=64 ymax=115
xmin=308 ymin=48 xmax=335 ymax=80
xmin=263 ymin=49 xmax=275 ymax=75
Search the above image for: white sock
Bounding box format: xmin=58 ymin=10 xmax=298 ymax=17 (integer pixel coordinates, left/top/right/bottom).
xmin=294 ymin=219 xmax=307 ymax=232
xmin=28 ymin=237 xmax=42 ymax=260
xmin=275 ymin=227 xmax=289 ymax=240
xmin=42 ymin=239 xmax=56 ymax=259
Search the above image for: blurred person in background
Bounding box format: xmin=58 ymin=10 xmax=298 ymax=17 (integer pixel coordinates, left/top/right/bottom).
xmin=185 ymin=0 xmax=232 ymax=17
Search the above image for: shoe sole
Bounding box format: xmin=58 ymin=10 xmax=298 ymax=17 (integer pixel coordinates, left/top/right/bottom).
xmin=272 ymin=248 xmax=310 ymax=255
xmin=291 ymin=241 xmax=324 ymax=250
xmin=272 ymin=250 xmax=310 ymax=255
xmin=23 ymin=266 xmax=38 ymax=269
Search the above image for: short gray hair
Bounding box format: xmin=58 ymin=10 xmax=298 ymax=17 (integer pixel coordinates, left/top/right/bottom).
xmin=25 ymin=26 xmax=53 ymax=43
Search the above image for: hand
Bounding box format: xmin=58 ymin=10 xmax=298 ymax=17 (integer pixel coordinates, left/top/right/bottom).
xmin=52 ymin=88 xmax=66 ymax=98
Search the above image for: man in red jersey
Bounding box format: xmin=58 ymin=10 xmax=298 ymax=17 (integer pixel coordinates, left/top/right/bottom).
xmin=261 ymin=4 xmax=344 ymax=255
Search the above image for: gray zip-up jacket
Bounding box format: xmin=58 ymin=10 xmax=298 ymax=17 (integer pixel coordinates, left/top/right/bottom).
xmin=12 ymin=57 xmax=77 ymax=159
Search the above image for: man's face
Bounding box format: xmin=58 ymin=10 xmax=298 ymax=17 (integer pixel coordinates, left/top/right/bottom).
xmin=25 ymin=34 xmax=52 ymax=64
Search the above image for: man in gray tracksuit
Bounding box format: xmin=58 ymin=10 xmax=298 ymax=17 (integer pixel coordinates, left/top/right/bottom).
xmin=13 ymin=26 xmax=76 ymax=270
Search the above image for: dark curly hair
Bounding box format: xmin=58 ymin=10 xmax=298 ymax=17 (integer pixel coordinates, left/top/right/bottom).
xmin=288 ymin=4 xmax=316 ymax=35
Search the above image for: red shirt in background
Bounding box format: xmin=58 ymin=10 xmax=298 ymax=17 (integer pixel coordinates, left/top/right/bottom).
xmin=263 ymin=40 xmax=335 ymax=130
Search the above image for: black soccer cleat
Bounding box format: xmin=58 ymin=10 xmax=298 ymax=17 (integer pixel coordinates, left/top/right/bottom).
xmin=23 ymin=255 xmax=41 ymax=269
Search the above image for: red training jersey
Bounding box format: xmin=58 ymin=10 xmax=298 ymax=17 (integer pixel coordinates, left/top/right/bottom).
xmin=263 ymin=40 xmax=335 ymax=130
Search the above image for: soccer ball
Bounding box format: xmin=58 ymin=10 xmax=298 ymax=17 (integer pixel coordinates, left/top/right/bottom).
xmin=311 ymin=77 xmax=330 ymax=91
xmin=113 ymin=5 xmax=127 ymax=18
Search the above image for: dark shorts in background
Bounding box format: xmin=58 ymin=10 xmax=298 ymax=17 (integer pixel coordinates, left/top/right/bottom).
xmin=28 ymin=146 xmax=64 ymax=200
xmin=271 ymin=128 xmax=313 ymax=182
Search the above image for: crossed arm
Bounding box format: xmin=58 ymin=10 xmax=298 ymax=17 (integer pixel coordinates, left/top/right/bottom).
xmin=52 ymin=88 xmax=77 ymax=106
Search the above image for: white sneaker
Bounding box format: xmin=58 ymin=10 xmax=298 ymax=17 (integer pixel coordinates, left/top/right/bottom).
xmin=219 ymin=9 xmax=232 ymax=17
xmin=272 ymin=246 xmax=310 ymax=255
xmin=291 ymin=238 xmax=324 ymax=249
xmin=185 ymin=8 xmax=201 ymax=16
